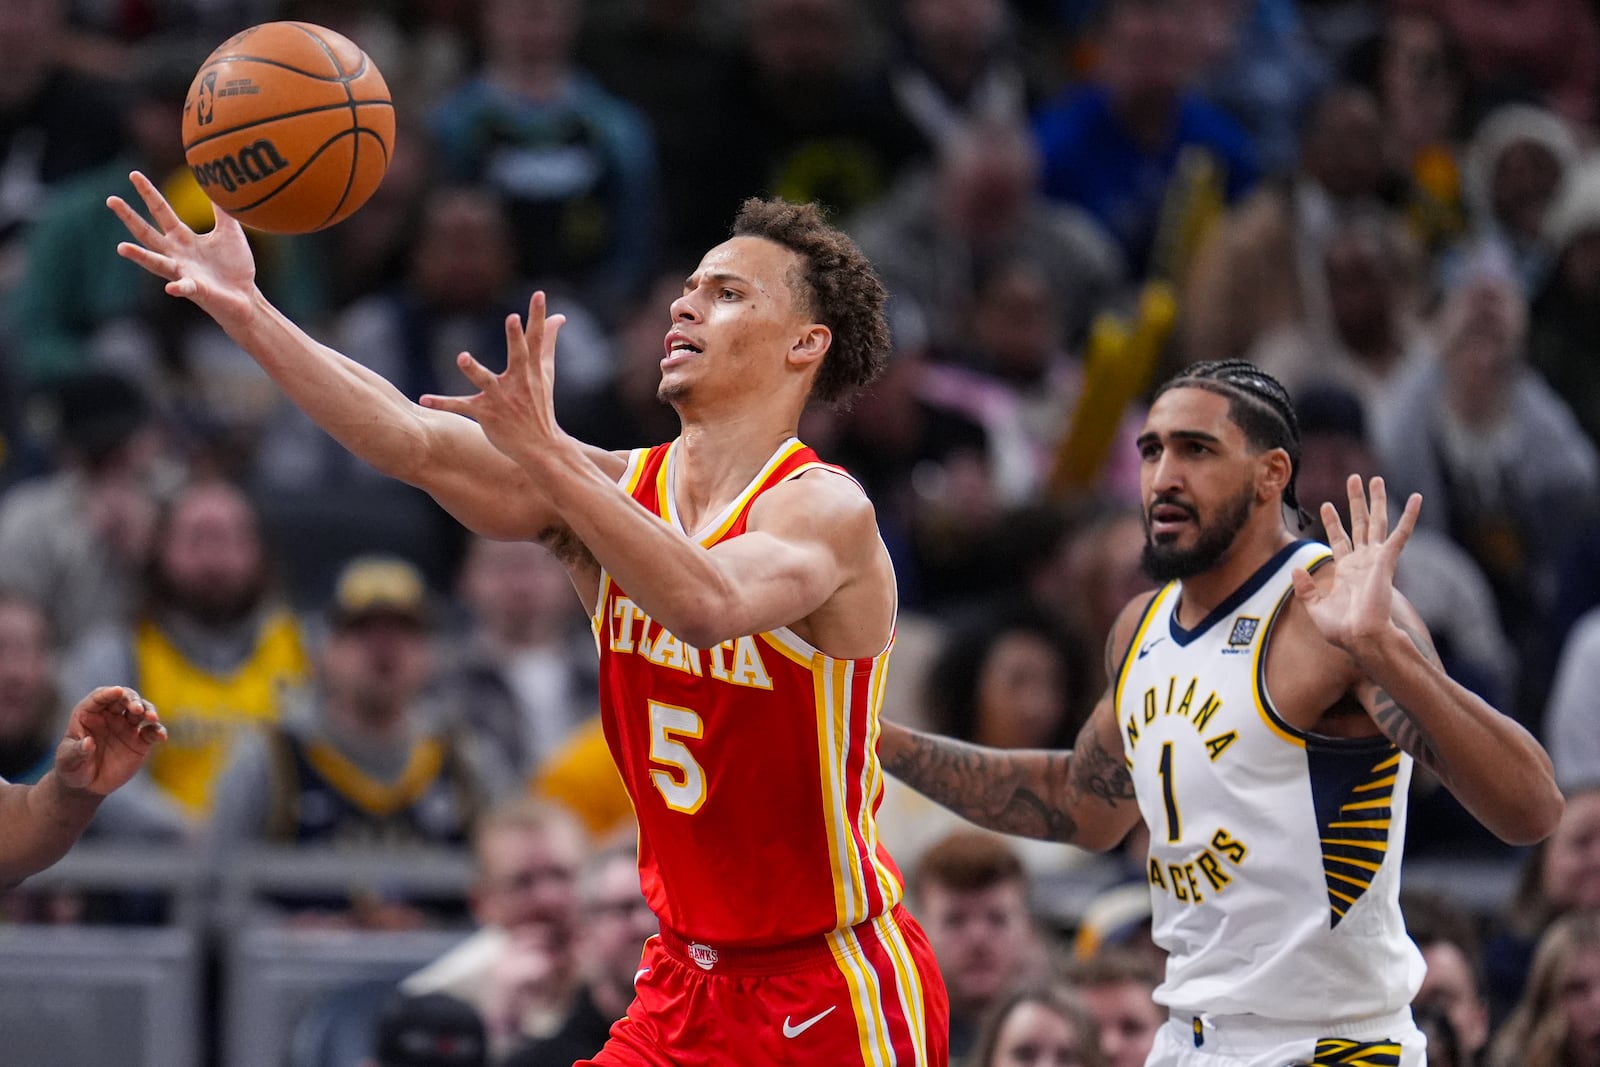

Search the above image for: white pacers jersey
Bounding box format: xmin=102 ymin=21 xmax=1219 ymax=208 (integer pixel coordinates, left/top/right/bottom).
xmin=1115 ymin=540 xmax=1425 ymax=1022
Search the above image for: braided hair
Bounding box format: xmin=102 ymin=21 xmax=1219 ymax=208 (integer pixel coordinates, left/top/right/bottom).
xmin=1154 ymin=360 xmax=1311 ymax=529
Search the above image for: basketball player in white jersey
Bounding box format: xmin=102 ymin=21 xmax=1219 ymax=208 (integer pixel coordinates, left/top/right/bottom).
xmin=880 ymin=361 xmax=1563 ymax=1066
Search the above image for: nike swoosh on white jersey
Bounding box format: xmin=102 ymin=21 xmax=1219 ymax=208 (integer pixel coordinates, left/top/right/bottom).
xmin=782 ymin=1006 xmax=836 ymax=1038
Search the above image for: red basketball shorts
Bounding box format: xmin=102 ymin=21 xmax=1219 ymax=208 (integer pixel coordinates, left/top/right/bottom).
xmin=579 ymin=904 xmax=949 ymax=1066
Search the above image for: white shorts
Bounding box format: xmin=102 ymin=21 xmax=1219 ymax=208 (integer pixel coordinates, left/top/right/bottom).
xmin=1146 ymin=1007 xmax=1426 ymax=1067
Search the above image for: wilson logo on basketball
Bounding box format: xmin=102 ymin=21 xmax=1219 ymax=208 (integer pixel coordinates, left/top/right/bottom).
xmin=191 ymin=140 xmax=290 ymax=194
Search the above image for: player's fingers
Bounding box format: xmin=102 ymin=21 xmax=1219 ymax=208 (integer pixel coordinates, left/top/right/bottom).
xmin=135 ymin=721 xmax=168 ymax=746
xmin=1368 ymin=476 xmax=1389 ymax=543
xmin=454 ymin=350 xmax=500 ymax=391
xmin=418 ymin=392 xmax=479 ymax=417
xmin=106 ymin=195 xmax=166 ymax=247
xmin=128 ymin=170 xmax=186 ymax=235
xmin=1345 ymin=473 xmax=1368 ymax=547
xmin=115 ymin=242 xmax=182 ymax=280
xmin=1389 ymin=492 xmax=1422 ymax=553
xmin=504 ymin=312 xmax=529 ymax=367
xmin=1319 ymin=502 xmax=1352 ymax=559
xmin=55 ymin=734 xmax=92 ymax=776
xmin=1290 ymin=566 xmax=1319 ymax=603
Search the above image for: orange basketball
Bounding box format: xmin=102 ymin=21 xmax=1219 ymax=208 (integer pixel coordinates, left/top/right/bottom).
xmin=181 ymin=22 xmax=395 ymax=235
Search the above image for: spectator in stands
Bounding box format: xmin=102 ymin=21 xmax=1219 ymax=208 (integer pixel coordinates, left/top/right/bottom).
xmin=62 ymin=479 xmax=307 ymax=837
xmin=1407 ymin=0 xmax=1600 ymax=129
xmin=887 ymin=0 xmax=1033 ymax=153
xmin=503 ymin=842 xmax=657 ymax=1066
xmin=208 ymin=555 xmax=506 ymax=854
xmin=1486 ymin=909 xmax=1600 ymax=1067
xmin=1363 ymin=7 xmax=1470 ymax=253
xmin=1528 ymin=154 xmax=1600 ymax=451
xmin=1250 ymin=211 xmax=1431 ymax=425
xmin=1484 ymin=786 xmax=1600 ymax=1019
xmin=1032 ymin=0 xmax=1259 ymax=278
xmin=1449 ymin=104 xmax=1578 ymax=296
xmin=850 ymin=116 xmax=1124 ymax=358
xmin=429 ymin=0 xmax=656 ymax=317
xmin=1404 ymin=890 xmax=1492 ymax=1065
xmin=0 ymin=371 xmax=166 ymax=647
xmin=0 ymin=684 xmax=166 ymax=889
xmin=1182 ymin=82 xmax=1390 ymax=367
xmin=366 ymin=991 xmax=487 ymax=1067
xmin=1063 ymin=950 xmax=1165 ymax=1067
xmin=1190 ymin=0 xmax=1331 ymax=177
xmin=908 ymin=830 xmax=1053 ymax=1061
xmin=403 ymin=799 xmax=588 ymax=1058
xmin=0 ymin=594 xmax=63 ymax=786
xmin=443 ymin=535 xmax=597 ymax=781
xmin=968 ymin=983 xmax=1107 ymax=1067
xmin=1546 ymin=607 xmax=1600 ymax=794
xmin=1376 ymin=250 xmax=1599 ymax=722
xmin=0 ymin=0 xmax=126 ymax=297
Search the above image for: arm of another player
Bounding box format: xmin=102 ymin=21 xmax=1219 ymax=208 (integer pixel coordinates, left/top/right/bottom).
xmin=106 ymin=172 xmax=623 ymax=541
xmin=1292 ymin=475 xmax=1564 ymax=846
xmin=876 ymin=604 xmax=1149 ymax=851
xmin=0 ymin=687 xmax=167 ymax=887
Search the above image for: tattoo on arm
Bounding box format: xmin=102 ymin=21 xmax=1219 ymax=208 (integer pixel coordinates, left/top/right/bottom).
xmin=1366 ymin=688 xmax=1444 ymax=776
xmin=878 ymin=732 xmax=1081 ymax=843
xmin=1069 ymin=726 xmax=1138 ymax=807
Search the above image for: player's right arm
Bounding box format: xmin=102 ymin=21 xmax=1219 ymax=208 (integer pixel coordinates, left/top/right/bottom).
xmin=877 ymin=598 xmax=1150 ymax=851
xmin=107 ymin=171 xmax=623 ymax=541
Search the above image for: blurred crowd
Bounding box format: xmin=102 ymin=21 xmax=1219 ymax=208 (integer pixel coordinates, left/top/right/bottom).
xmin=3 ymin=0 xmax=1600 ymax=1064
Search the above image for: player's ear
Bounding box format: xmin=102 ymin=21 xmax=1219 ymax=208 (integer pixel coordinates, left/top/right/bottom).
xmin=1257 ymin=448 xmax=1292 ymax=502
xmin=789 ymin=324 xmax=831 ymax=370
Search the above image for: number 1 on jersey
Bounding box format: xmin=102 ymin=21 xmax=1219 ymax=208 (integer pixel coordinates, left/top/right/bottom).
xmin=648 ymin=701 xmax=707 ymax=813
xmin=1158 ymin=741 xmax=1182 ymax=842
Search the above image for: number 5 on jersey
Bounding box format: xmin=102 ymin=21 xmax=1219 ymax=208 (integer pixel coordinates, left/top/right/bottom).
xmin=649 ymin=701 xmax=707 ymax=812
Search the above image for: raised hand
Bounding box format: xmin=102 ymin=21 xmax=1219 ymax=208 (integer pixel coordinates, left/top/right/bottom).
xmin=1290 ymin=475 xmax=1422 ymax=656
xmin=419 ymin=291 xmax=568 ymax=469
xmin=106 ymin=170 xmax=258 ymax=327
xmin=56 ymin=686 xmax=168 ymax=796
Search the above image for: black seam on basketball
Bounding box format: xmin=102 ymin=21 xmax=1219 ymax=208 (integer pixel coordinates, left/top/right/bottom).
xmin=323 ymin=53 xmax=362 ymax=229
xmin=197 ymin=56 xmax=356 ymax=82
xmin=231 ymin=129 xmax=361 ymax=215
xmin=290 ymin=21 xmax=354 ymax=78
xmin=184 ymin=99 xmax=393 ymax=151
xmin=320 ymin=129 xmax=387 ymax=228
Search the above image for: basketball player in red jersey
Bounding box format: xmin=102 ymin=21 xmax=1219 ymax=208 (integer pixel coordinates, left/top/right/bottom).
xmin=109 ymin=172 xmax=949 ymax=1066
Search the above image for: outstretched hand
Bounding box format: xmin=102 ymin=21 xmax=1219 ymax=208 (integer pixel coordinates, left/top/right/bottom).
xmin=1291 ymin=475 xmax=1422 ymax=656
xmin=106 ymin=170 xmax=258 ymax=326
xmin=56 ymin=686 xmax=167 ymax=796
xmin=419 ymin=291 xmax=568 ymax=469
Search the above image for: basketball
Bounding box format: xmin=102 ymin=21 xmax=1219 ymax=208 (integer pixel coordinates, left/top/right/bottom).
xmin=181 ymin=22 xmax=395 ymax=235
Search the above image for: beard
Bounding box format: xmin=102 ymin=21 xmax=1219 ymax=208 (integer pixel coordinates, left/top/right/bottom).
xmin=148 ymin=567 xmax=269 ymax=628
xmin=1141 ymin=484 xmax=1256 ymax=583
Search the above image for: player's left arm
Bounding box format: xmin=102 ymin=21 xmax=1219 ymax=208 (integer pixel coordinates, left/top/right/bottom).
xmin=1294 ymin=475 xmax=1563 ymax=846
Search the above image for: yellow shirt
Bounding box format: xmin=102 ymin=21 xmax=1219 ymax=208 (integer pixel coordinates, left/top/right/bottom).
xmin=135 ymin=612 xmax=309 ymax=815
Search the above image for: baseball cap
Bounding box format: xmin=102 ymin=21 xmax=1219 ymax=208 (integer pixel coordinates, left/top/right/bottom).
xmin=329 ymin=555 xmax=430 ymax=629
xmin=372 ymin=992 xmax=487 ymax=1067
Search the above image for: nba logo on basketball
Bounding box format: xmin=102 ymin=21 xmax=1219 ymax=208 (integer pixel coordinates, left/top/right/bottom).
xmin=688 ymin=943 xmax=719 ymax=971
xmin=196 ymin=72 xmax=217 ymax=125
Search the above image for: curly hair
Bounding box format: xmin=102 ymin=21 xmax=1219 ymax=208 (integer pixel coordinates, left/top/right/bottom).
xmin=731 ymin=197 xmax=889 ymax=408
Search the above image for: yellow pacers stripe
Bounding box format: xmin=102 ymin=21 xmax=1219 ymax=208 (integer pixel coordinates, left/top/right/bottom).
xmin=830 ymin=928 xmax=894 ymax=1067
xmin=1371 ymin=753 xmax=1401 ymax=773
xmin=1326 ymin=870 xmax=1372 ymax=891
xmin=1353 ymin=775 xmax=1397 ymax=792
xmin=1329 ymin=886 xmax=1359 ymax=907
xmin=873 ymin=914 xmax=928 ymax=1065
xmin=1322 ymin=855 xmax=1383 ymax=873
xmin=1329 ymin=818 xmax=1391 ymax=830
xmin=1319 ymin=838 xmax=1388 ymax=852
xmin=1340 ymin=797 xmax=1393 ymax=812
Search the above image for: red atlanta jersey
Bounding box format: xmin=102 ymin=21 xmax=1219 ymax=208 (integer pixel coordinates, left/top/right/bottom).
xmin=594 ymin=437 xmax=905 ymax=947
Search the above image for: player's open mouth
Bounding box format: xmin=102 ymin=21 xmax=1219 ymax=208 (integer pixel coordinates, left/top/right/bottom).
xmin=1149 ymin=502 xmax=1195 ymax=536
xmin=662 ymin=333 xmax=704 ymax=368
